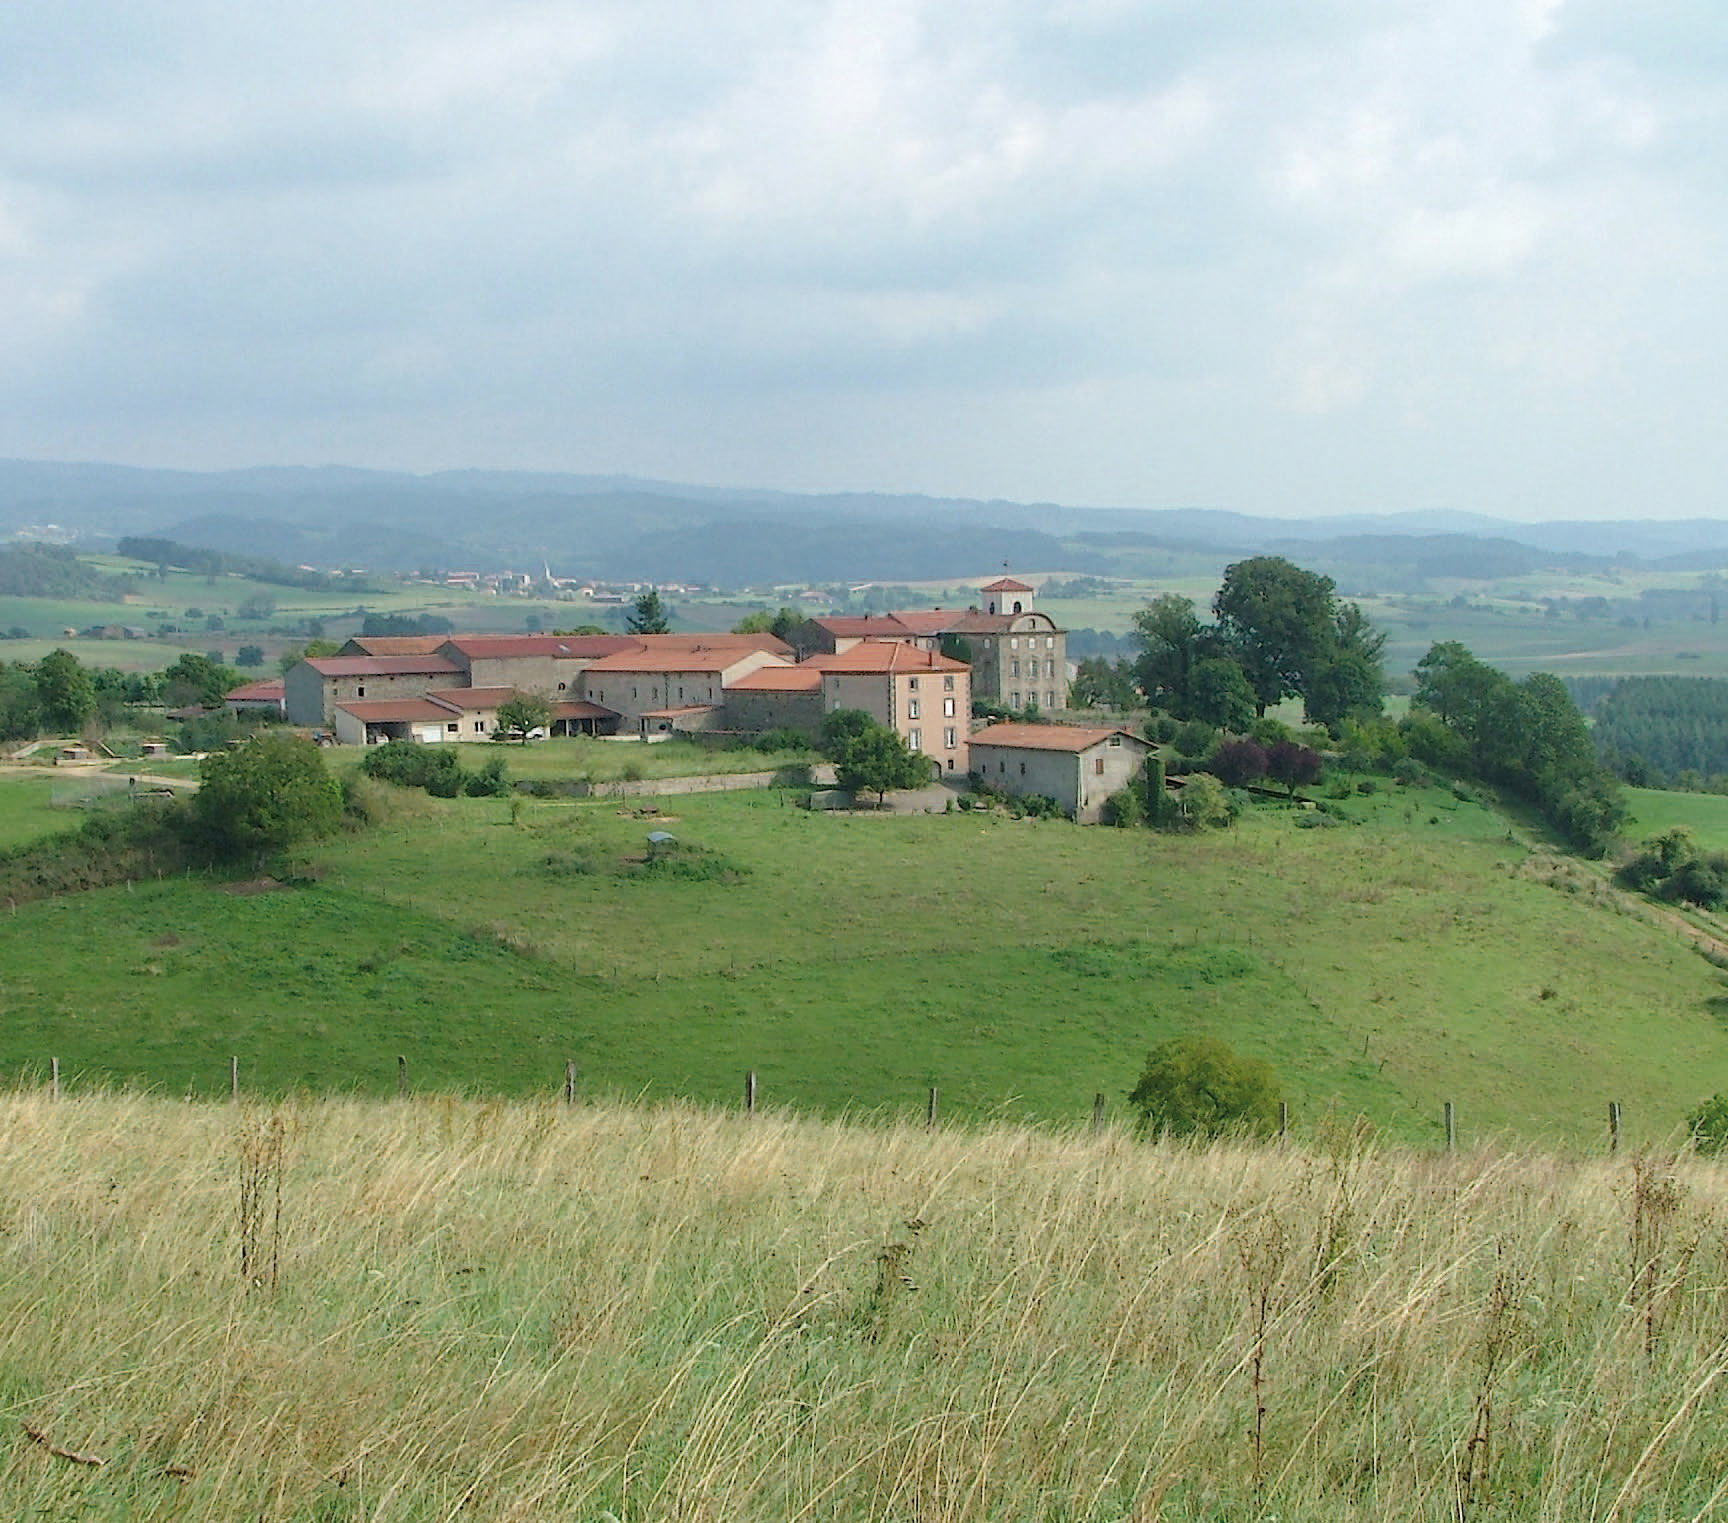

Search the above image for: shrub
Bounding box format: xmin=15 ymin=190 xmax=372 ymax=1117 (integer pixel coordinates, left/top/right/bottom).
xmin=1127 ymin=1036 xmax=1282 ymax=1140
xmin=753 ymin=727 xmax=816 ymax=755
xmin=463 ymin=756 xmax=510 ymax=797
xmin=1688 ymin=1093 xmax=1728 ymax=1154
xmin=1392 ymin=756 xmax=1429 ymax=788
xmin=1178 ymin=773 xmax=1234 ymax=829
xmin=1101 ymin=786 xmax=1144 ymax=828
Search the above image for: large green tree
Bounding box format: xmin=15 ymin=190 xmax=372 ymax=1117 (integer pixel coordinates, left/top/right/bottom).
xmin=195 ymin=732 xmax=342 ymax=856
xmin=1131 ymin=594 xmax=1213 ymax=713
xmin=1213 ymin=557 xmax=1341 ymax=717
xmin=833 ymin=722 xmax=933 ymax=806
xmin=162 ymin=652 xmax=241 ymax=709
xmin=34 ymin=648 xmax=96 ymax=734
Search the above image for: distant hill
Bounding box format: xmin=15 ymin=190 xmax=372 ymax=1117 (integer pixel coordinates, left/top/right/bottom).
xmin=4 ymin=457 xmax=1728 ymax=585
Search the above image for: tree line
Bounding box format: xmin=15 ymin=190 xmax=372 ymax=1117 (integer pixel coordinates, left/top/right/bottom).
xmin=1073 ymin=556 xmax=1388 ymax=735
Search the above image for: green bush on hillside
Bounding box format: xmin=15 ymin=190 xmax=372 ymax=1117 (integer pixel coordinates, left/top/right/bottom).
xmin=1688 ymin=1093 xmax=1728 ymax=1153
xmin=1127 ymin=1035 xmax=1282 ymax=1140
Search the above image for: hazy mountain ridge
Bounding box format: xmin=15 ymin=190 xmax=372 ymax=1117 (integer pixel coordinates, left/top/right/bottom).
xmin=4 ymin=458 xmax=1728 ymax=583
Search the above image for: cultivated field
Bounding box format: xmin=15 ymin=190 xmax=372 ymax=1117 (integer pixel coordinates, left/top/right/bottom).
xmin=5 ymin=1091 xmax=1728 ymax=1521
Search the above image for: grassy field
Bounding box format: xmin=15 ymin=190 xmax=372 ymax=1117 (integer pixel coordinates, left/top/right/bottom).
xmin=4 ymin=770 xmax=1727 ymax=1148
xmin=1619 ymin=787 xmax=1728 ymax=852
xmin=7 ymin=1091 xmax=1728 ymax=1521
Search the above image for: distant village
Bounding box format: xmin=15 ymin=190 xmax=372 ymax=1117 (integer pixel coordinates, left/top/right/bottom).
xmin=227 ymin=576 xmax=1152 ymax=822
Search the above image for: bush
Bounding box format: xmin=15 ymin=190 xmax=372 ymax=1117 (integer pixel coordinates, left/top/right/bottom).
xmin=1177 ymin=772 xmax=1233 ymax=829
xmin=1392 ymin=756 xmax=1429 ymax=788
xmin=1688 ymin=1094 xmax=1728 ymax=1154
xmin=463 ymin=756 xmax=510 ymax=798
xmin=1101 ymin=786 xmax=1144 ymax=828
xmin=753 ymin=727 xmax=816 ymax=755
xmin=1127 ymin=1036 xmax=1282 ymax=1140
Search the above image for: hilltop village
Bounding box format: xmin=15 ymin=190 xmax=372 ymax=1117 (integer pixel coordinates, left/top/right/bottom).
xmin=237 ymin=578 xmax=1150 ymax=821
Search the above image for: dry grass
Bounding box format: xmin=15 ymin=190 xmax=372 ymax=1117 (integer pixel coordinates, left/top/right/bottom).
xmin=4 ymin=1092 xmax=1728 ymax=1519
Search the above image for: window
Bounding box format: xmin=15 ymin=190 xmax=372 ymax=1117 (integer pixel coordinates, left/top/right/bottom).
xmin=1109 ymin=735 xmax=1122 ymax=747
xmin=1094 ymin=757 xmax=1105 ymax=775
xmin=944 ymin=675 xmax=955 ymax=691
xmin=1019 ymin=761 xmax=1027 ymax=775
xmin=1046 ymin=636 xmax=1054 ymax=649
xmin=1010 ymin=692 xmax=1020 ymax=707
xmin=943 ymin=697 xmax=955 ymax=717
xmin=907 ymin=699 xmax=920 ymax=719
xmin=356 ymin=685 xmax=366 ymax=698
xmin=1010 ymin=637 xmax=1018 ymax=650
xmin=474 ymin=720 xmax=486 ymax=732
xmin=908 ymin=677 xmax=919 ymax=689
xmin=447 ymin=722 xmax=458 ymax=733
xmin=944 ymin=727 xmax=956 ymax=748
xmin=1010 ymin=659 xmax=1019 ymax=677
xmin=1046 ymin=660 xmax=1056 ymax=678
xmin=908 ymin=729 xmax=922 ymax=751
xmin=998 ymin=759 xmax=1006 ymax=773
xmin=557 ymin=681 xmax=567 ymax=691
xmin=1046 ymin=692 xmax=1056 ymax=709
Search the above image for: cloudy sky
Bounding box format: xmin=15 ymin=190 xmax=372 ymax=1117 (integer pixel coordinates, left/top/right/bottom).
xmin=2 ymin=0 xmax=1724 ymax=519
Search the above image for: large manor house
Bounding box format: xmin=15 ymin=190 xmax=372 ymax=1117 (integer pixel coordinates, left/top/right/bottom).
xmin=280 ymin=579 xmax=1067 ymax=781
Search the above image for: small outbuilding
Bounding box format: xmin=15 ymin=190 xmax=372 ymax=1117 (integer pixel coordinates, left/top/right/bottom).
xmin=968 ymin=723 xmax=1154 ymax=823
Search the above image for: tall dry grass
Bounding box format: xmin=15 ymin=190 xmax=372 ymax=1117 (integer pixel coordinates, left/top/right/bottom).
xmin=2 ymin=1091 xmax=1728 ymax=1520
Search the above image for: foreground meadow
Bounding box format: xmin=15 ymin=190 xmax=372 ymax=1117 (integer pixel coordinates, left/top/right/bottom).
xmin=4 ymin=1092 xmax=1728 ymax=1521
xmin=5 ymin=774 xmax=1728 ymax=1146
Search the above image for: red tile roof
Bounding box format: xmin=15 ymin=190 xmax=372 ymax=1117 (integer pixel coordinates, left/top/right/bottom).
xmin=727 ymin=666 xmax=823 ymax=692
xmin=804 ymin=641 xmax=967 ymax=674
xmin=343 ymin=636 xmax=451 ymax=655
xmin=811 ymin=614 xmax=918 ymax=639
xmin=981 ymin=577 xmax=1034 ymax=592
xmin=631 ymin=631 xmax=793 ymax=656
xmin=551 ymin=699 xmax=616 ymax=719
xmin=423 ymin=686 xmax=515 ymax=710
xmin=969 ymin=723 xmax=1146 ymax=753
xmin=334 ymin=699 xmax=459 ymax=722
xmin=225 ymin=679 xmax=286 ymax=702
xmin=306 ymin=656 xmax=463 ymax=677
xmin=441 ymin=635 xmax=637 ymax=660
xmin=585 ymin=649 xmax=787 ymax=674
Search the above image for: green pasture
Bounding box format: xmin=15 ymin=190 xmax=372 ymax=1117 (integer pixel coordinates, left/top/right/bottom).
xmin=1619 ymin=787 xmax=1728 ymax=852
xmin=0 ymin=770 xmax=69 ymax=849
xmin=5 ymin=775 xmax=1726 ymax=1149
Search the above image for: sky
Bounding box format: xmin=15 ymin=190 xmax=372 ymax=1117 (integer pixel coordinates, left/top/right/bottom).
xmin=2 ymin=0 xmax=1725 ymax=520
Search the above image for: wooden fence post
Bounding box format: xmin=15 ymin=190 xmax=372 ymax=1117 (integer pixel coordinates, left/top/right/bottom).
xmin=565 ymin=1060 xmax=578 ymax=1105
xmin=745 ymin=1070 xmax=757 ymax=1115
xmin=1279 ymin=1100 xmax=1289 ymax=1140
xmin=231 ymin=1056 xmax=239 ymax=1103
xmin=1609 ymin=1100 xmax=1622 ymax=1153
xmin=927 ymin=1087 xmax=939 ymax=1129
xmin=398 ymin=1055 xmax=408 ymax=1099
xmin=50 ymin=1057 xmax=59 ymax=1101
xmin=1092 ymin=1092 xmax=1106 ymax=1135
xmin=1444 ymin=1101 xmax=1456 ymax=1152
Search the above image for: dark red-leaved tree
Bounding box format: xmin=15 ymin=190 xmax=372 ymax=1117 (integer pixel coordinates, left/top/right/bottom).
xmin=1208 ymin=738 xmax=1268 ymax=788
xmin=1266 ymin=740 xmax=1323 ymax=796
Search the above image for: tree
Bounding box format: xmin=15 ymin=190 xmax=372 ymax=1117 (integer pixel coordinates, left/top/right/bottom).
xmin=833 ymin=722 xmax=933 ymax=805
xmin=1070 ymin=656 xmax=1137 ymax=711
xmin=627 ymin=590 xmax=672 ymax=634
xmin=1127 ymin=1036 xmax=1282 ymax=1140
xmin=1184 ymin=657 xmax=1257 ymax=732
xmin=1265 ymin=740 xmax=1324 ymax=796
xmin=819 ymin=708 xmax=876 ymax=758
xmin=1213 ymin=557 xmax=1339 ymax=717
xmin=194 ymin=732 xmax=342 ymax=856
xmin=162 ymin=652 xmax=241 ymax=708
xmin=494 ymin=693 xmax=552 ymax=744
xmin=1131 ymin=594 xmax=1211 ymax=712
xmin=34 ymin=649 xmax=95 ymax=734
xmin=236 ymin=645 xmax=266 ymax=668
xmin=277 ymin=639 xmax=341 ymax=675
xmin=733 ymin=606 xmax=803 ymax=642
xmin=1208 ymin=738 xmax=1269 ymax=788
xmin=1304 ymin=603 xmax=1387 ymax=734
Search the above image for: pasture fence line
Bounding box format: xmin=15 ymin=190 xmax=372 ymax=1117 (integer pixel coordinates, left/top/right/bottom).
xmin=26 ymin=1053 xmax=1638 ymax=1153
